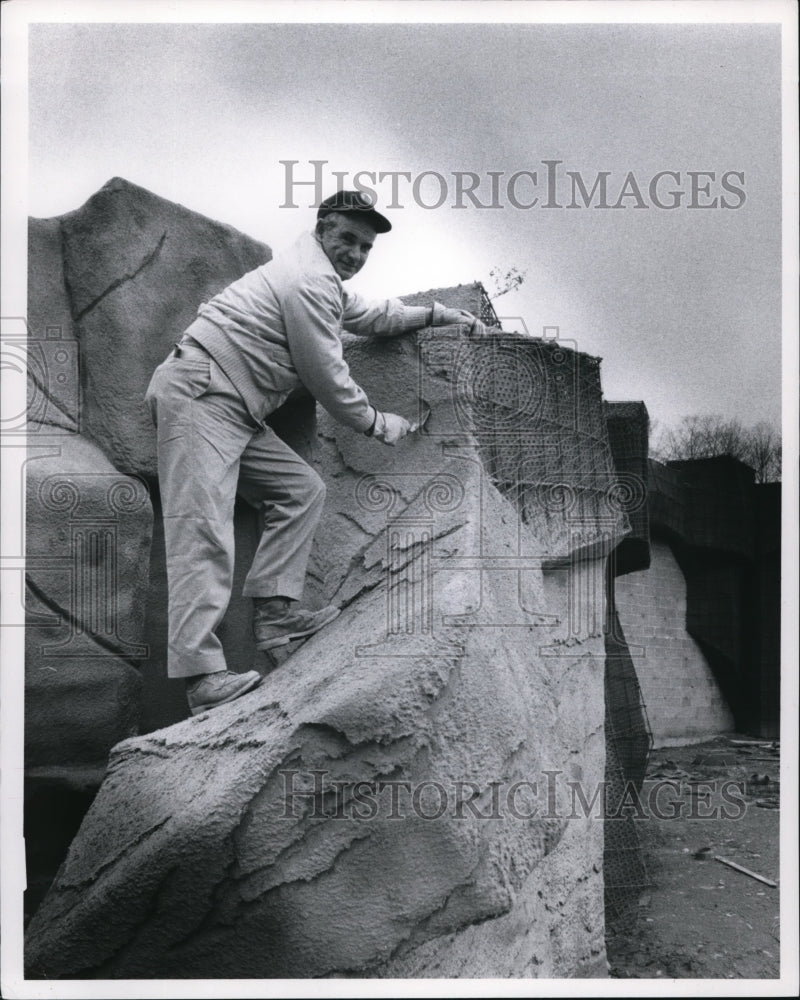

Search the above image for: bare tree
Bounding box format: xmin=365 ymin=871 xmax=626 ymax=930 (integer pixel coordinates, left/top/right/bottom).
xmin=652 ymin=414 xmax=781 ymax=483
xmin=743 ymin=420 xmax=782 ymax=484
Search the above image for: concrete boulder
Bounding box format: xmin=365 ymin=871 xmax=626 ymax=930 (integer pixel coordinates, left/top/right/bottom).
xmin=23 ymin=431 xmax=152 ymax=917
xmin=25 ymin=327 xmax=625 ymax=979
xmin=25 ymin=432 xmax=151 ymax=783
xmin=26 ymin=219 xmax=79 ymax=432
xmin=25 ymin=615 xmax=142 ymax=786
xmin=25 ymin=433 xmax=152 ymax=660
xmin=27 ymin=181 xmax=276 ymax=733
xmin=24 ymin=182 xmax=275 ymax=915
xmin=47 ymin=176 xmax=272 ymax=478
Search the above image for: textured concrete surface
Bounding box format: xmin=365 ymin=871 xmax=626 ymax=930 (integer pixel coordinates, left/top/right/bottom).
xmin=23 ymin=433 xmax=151 ymax=918
xmin=25 ymin=325 xmax=617 ymax=979
xmin=40 ymin=176 xmax=272 ymax=478
xmin=24 ymin=431 xmax=151 ymax=779
xmin=27 ymin=180 xmax=277 ymax=734
xmin=25 ymin=432 xmax=153 ymax=660
xmin=25 ymin=594 xmax=143 ymax=780
xmin=27 ymin=218 xmax=79 ymax=432
xmin=25 ymin=553 xmax=607 ymax=979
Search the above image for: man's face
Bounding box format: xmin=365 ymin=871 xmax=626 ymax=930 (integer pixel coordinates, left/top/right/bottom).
xmin=318 ymin=213 xmax=378 ymax=280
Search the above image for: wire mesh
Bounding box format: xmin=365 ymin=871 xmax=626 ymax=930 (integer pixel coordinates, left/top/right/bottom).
xmin=459 ymin=335 xmax=626 ymax=542
xmin=604 ymin=401 xmax=650 ymax=574
xmin=604 ymin=605 xmax=654 ymax=934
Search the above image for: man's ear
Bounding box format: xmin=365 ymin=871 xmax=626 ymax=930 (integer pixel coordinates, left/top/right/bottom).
xmin=314 ymin=219 xmax=326 ymax=238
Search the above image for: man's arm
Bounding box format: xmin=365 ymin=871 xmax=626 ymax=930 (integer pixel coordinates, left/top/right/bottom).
xmin=342 ymin=291 xmax=487 ymax=337
xmin=282 ymin=273 xmax=413 ymax=444
xmin=282 ymin=273 xmax=376 ymax=433
xmin=341 ymin=291 xmax=429 ymax=337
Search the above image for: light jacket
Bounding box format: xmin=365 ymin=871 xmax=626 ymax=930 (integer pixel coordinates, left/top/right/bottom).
xmin=183 ymin=230 xmax=429 ymax=432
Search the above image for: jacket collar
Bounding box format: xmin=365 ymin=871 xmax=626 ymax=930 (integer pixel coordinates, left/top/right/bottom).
xmin=291 ymin=229 xmax=340 ymax=282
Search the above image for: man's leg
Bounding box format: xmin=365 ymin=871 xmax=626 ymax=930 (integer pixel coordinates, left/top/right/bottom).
xmin=237 ymin=429 xmax=339 ymax=649
xmin=146 ymin=345 xmax=261 ymax=710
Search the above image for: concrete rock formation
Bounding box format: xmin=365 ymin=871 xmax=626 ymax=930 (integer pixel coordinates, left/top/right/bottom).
xmin=23 ymin=432 xmax=152 ymax=912
xmin=24 ymin=180 xmax=274 ymax=910
xmin=25 ymin=434 xmax=152 ymax=677
xmin=54 ymin=176 xmax=272 ymax=476
xmin=25 ymin=315 xmax=627 ymax=978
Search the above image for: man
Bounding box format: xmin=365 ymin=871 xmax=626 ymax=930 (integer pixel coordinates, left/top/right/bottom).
xmin=145 ymin=191 xmax=484 ymax=716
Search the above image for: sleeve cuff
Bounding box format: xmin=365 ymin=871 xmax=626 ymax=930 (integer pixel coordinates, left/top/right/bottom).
xmin=363 ymin=406 xmax=379 ymax=436
xmin=431 ymin=301 xmax=448 ymax=325
xmin=401 ymin=306 xmax=432 ymax=332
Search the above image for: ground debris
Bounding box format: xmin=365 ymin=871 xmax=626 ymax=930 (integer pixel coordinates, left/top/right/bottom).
xmin=714 ymin=855 xmax=778 ymax=888
xmin=608 ymin=734 xmax=780 ymax=980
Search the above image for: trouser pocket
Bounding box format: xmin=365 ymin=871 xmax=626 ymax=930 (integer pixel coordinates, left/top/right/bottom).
xmin=146 ymin=349 xmax=213 ymax=421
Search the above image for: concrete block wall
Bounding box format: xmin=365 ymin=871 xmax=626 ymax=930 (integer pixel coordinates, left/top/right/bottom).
xmin=615 ymin=540 xmax=734 ymax=747
xmin=645 ymin=458 xmax=780 ymax=738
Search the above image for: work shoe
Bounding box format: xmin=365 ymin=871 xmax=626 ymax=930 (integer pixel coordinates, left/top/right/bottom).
xmin=253 ymin=597 xmax=341 ymax=651
xmin=185 ymin=669 xmax=262 ymax=716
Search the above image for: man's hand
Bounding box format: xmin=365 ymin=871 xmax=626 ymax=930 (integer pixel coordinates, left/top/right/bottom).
xmin=432 ymin=303 xmax=487 ymax=336
xmin=372 ymin=411 xmax=411 ymax=446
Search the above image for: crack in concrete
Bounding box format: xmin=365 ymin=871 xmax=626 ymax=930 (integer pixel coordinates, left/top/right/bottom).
xmin=236 ymin=821 xmax=376 ymax=901
xmin=55 ymin=814 xmax=172 ymax=894
xmin=113 ymin=733 xmax=272 ymax=765
xmin=24 ymin=578 xmax=145 ymax=668
xmin=335 ymin=509 xmax=377 ymax=538
xmin=329 ymin=517 xmax=467 ymax=607
xmin=333 ymin=575 xmax=383 ymax=610
xmin=63 ymin=227 xmax=168 ymax=322
xmin=75 ymin=861 xmax=186 ymax=979
xmin=328 ymin=535 xmax=384 ymax=603
xmin=387 ymin=522 xmax=466 ymax=573
xmin=27 ymin=366 xmax=78 ymax=428
xmin=163 ymin=839 xmax=242 ymax=951
xmin=334 ymin=858 xmax=492 ymax=976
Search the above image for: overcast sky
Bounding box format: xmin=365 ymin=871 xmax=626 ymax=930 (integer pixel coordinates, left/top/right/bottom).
xmin=26 ymin=13 xmax=784 ymax=435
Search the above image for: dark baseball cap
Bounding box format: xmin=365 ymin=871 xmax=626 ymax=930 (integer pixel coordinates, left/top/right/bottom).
xmin=316 ymin=190 xmax=392 ymax=233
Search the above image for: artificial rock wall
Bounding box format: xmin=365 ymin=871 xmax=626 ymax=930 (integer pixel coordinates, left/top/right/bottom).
xmin=24 ymin=179 xmax=273 ymax=911
xmin=24 ymin=179 xmax=635 ymax=978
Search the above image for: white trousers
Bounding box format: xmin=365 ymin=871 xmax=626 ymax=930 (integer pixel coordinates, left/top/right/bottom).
xmin=145 ymin=342 xmax=325 ymax=678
